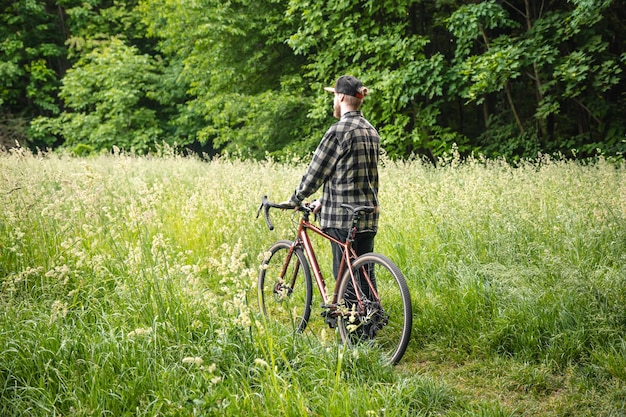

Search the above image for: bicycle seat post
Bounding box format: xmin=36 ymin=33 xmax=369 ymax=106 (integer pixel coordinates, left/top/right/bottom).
xmin=348 ymin=212 xmax=360 ymax=243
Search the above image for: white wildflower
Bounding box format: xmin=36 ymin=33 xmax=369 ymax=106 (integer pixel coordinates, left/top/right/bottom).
xmin=254 ymin=358 xmax=269 ymax=368
xmin=182 ymin=356 xmax=204 ymax=366
xmin=49 ymin=300 xmax=68 ymax=324
xmin=346 ymin=324 xmax=359 ymax=333
xmin=127 ymin=327 xmax=152 ymax=338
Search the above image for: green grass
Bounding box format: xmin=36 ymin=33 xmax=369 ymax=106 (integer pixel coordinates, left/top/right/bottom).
xmin=1 ymin=147 xmax=625 ymax=416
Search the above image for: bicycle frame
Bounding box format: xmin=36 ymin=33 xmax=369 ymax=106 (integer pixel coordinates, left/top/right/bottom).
xmin=257 ymin=196 xmax=382 ymax=320
xmin=288 ymin=213 xmax=380 ymax=312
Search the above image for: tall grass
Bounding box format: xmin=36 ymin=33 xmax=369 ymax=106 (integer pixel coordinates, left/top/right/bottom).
xmin=380 ymin=155 xmax=626 ymax=366
xmin=1 ymin=147 xmax=625 ymax=416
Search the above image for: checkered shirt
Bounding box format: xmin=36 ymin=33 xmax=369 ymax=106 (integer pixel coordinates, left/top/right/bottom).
xmin=291 ymin=110 xmax=380 ymax=231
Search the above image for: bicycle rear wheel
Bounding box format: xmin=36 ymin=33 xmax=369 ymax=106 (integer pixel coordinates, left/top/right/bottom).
xmin=337 ymin=253 xmax=412 ymax=365
xmin=258 ymin=240 xmax=313 ymax=333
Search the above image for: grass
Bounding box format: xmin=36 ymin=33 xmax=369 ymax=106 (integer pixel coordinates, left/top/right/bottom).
xmin=1 ymin=146 xmax=625 ymax=416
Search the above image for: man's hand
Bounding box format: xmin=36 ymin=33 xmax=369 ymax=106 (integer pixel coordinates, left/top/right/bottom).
xmin=309 ymin=199 xmax=322 ymax=214
xmin=279 ymin=194 xmax=300 ymax=209
xmin=278 ymin=200 xmax=298 ymax=208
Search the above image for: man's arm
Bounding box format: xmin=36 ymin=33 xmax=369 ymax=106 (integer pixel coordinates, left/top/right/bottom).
xmin=289 ymin=130 xmax=340 ymax=205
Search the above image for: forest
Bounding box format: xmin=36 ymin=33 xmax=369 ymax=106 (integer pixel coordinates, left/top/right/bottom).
xmin=1 ymin=0 xmax=625 ymax=160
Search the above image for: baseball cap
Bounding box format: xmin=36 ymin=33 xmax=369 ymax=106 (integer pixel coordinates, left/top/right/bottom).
xmin=324 ymin=75 xmax=364 ymax=99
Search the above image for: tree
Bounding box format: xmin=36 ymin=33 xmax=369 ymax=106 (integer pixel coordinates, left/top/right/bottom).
xmin=0 ymin=0 xmax=71 ymax=148
xmin=2 ymin=0 xmax=625 ymax=159
xmin=29 ymin=0 xmax=182 ymax=153
xmin=447 ymin=0 xmax=625 ymax=158
xmin=285 ymin=0 xmax=462 ymax=159
xmin=285 ymin=0 xmax=625 ymax=159
xmin=137 ymin=0 xmax=313 ymax=158
xmin=31 ymin=37 xmax=166 ymax=153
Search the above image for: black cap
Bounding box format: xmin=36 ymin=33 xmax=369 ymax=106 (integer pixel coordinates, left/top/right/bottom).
xmin=324 ymin=75 xmax=364 ymax=99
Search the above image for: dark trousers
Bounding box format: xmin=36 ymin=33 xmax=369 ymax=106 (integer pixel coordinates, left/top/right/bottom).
xmin=325 ymin=227 xmax=377 ymax=304
xmin=324 ymin=228 xmax=376 ymax=279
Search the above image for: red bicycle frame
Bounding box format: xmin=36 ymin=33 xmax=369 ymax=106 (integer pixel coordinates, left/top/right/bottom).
xmin=289 ymin=214 xmax=380 ymax=311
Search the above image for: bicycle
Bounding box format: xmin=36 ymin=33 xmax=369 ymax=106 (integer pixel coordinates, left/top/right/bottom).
xmin=256 ymin=196 xmax=412 ymax=365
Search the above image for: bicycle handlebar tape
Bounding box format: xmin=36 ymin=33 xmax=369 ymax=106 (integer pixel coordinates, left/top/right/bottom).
xmin=264 ymin=205 xmax=274 ymax=231
xmin=260 ymin=196 xmax=275 ymax=231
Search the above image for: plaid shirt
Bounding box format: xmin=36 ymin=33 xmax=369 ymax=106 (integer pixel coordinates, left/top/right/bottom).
xmin=291 ymin=110 xmax=380 ymax=231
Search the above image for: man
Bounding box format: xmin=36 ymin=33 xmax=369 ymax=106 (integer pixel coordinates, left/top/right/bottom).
xmin=287 ymin=75 xmax=380 ymax=280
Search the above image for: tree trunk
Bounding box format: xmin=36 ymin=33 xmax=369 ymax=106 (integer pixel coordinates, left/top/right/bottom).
xmin=480 ymin=24 xmax=524 ymax=134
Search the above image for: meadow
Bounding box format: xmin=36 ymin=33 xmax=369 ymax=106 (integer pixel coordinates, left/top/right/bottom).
xmin=1 ymin=147 xmax=625 ymax=416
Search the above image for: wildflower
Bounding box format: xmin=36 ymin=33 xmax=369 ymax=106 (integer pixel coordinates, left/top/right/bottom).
xmin=12 ymin=227 xmax=25 ymax=241
xmin=348 ymin=304 xmax=357 ymax=323
xmin=254 ymin=358 xmax=269 ymax=368
xmin=45 ymin=264 xmax=71 ymax=286
xmin=259 ymin=251 xmax=273 ymax=265
xmin=236 ymin=310 xmax=252 ymax=328
xmin=49 ymin=300 xmax=68 ymax=324
xmin=151 ymin=233 xmax=168 ymax=259
xmin=182 ymin=356 xmax=204 ymax=366
xmin=127 ymin=327 xmax=152 ymax=338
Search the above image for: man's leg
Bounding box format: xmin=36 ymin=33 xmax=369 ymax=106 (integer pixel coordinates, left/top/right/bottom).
xmin=324 ymin=228 xmax=376 ymax=277
xmin=323 ymin=228 xmax=348 ymax=279
xmin=353 ymin=231 xmax=376 ymax=298
xmin=324 ymin=228 xmax=376 ymax=293
xmin=324 ymin=229 xmax=378 ymax=339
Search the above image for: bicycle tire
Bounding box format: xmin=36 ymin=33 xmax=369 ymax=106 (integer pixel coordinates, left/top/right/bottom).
xmin=258 ymin=240 xmax=313 ymax=333
xmin=337 ymin=253 xmax=412 ymax=365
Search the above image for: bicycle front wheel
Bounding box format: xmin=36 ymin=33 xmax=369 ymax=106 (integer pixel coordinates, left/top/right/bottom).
xmin=337 ymin=253 xmax=412 ymax=365
xmin=258 ymin=240 xmax=313 ymax=333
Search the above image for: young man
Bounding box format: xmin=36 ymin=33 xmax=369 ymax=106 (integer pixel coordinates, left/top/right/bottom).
xmin=287 ymin=75 xmax=380 ymax=279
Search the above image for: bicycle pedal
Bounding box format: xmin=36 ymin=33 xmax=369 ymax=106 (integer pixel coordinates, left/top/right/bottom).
xmin=320 ymin=306 xmax=338 ymax=328
xmin=324 ymin=316 xmax=337 ymax=328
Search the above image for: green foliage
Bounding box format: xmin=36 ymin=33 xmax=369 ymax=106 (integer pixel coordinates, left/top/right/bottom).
xmin=137 ymin=0 xmax=313 ymax=158
xmin=1 ymin=0 xmax=625 ymax=159
xmin=71 ymin=142 xmax=95 ymax=156
xmin=446 ymin=0 xmax=519 ymax=59
xmin=63 ymin=0 xmax=147 ymax=51
xmin=456 ymin=43 xmax=523 ymax=103
xmin=286 ymin=0 xmax=461 ymax=157
xmin=0 ymin=0 xmax=67 ymax=112
xmin=31 ymin=38 xmax=166 ymax=152
xmin=443 ymin=0 xmax=625 ymax=159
